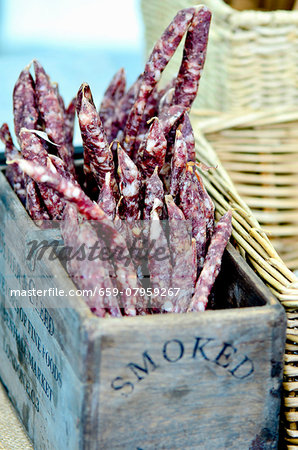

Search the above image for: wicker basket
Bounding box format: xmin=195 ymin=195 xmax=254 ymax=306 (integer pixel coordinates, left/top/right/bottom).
xmin=141 ymin=0 xmax=298 ymax=111
xmin=193 ymin=107 xmax=298 ymax=272
xmin=191 ymin=114 xmax=298 ymax=446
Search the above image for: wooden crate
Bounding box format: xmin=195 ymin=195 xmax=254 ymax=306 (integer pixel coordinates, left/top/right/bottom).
xmin=0 ymin=169 xmax=287 ymax=449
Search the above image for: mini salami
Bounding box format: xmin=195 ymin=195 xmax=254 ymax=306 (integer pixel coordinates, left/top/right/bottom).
xmin=99 ymin=68 xmax=126 ymax=141
xmin=179 ymin=165 xmax=207 ymax=271
xmin=33 ymin=60 xmax=75 ymax=175
xmin=114 ymin=75 xmax=142 ymax=142
xmin=114 ymin=210 xmax=132 ymax=249
xmin=117 ymin=145 xmax=141 ymax=221
xmin=191 ymin=237 xmax=198 ymax=287
xmin=139 ymin=7 xmax=196 ymax=100
xmin=64 ymin=97 xmax=76 ymax=159
xmin=165 ymin=195 xmax=194 ymax=313
xmin=123 ymin=7 xmax=196 ymax=155
xmin=13 ymin=63 xmax=39 ymax=142
xmin=148 ymin=202 xmax=172 ymax=313
xmin=194 ymin=167 xmax=215 ymax=240
xmin=134 ymin=87 xmax=160 ymax=153
xmin=48 ymin=154 xmax=76 ymax=182
xmin=170 ymin=129 xmax=187 ymax=198
xmin=52 ymin=82 xmax=66 ymax=113
xmin=19 ymin=128 xmax=65 ymax=219
xmin=0 ymin=123 xmax=26 ymax=203
xmin=60 ymin=203 xmax=82 ymax=287
xmin=34 ymin=60 xmax=65 ymax=145
xmin=76 ymin=83 xmax=118 ymax=198
xmin=13 ymin=158 xmax=144 ymax=316
xmin=141 ymin=87 xmax=159 ymax=124
xmin=159 ymin=105 xmax=187 ymax=138
xmin=26 ymin=179 xmax=50 ymax=222
xmin=143 ymin=167 xmax=164 ymax=220
xmin=173 ymin=6 xmax=211 ymax=109
xmin=136 ymin=118 xmax=167 ymax=178
xmin=178 ymin=113 xmax=196 ymax=162
xmin=61 ymin=205 xmax=107 ymax=318
xmin=19 ymin=128 xmax=48 ymax=165
xmin=187 ymin=210 xmax=232 ymax=312
xmin=78 ymin=222 xmax=122 ymax=318
xmin=158 ymin=87 xmax=174 ymax=116
xmin=97 ymin=172 xmax=116 ymax=221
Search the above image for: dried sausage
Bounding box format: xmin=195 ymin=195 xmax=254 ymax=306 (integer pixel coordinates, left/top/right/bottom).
xmin=148 ymin=201 xmax=172 ymax=313
xmin=143 ymin=167 xmax=164 ymax=220
xmin=136 ymin=118 xmax=167 ymax=178
xmin=179 ymin=165 xmax=207 ymax=271
xmin=13 ymin=63 xmax=39 ymax=143
xmin=76 ymin=83 xmax=118 ymax=198
xmin=165 ymin=195 xmax=194 ymax=313
xmin=97 ymin=172 xmax=116 ymax=221
xmin=173 ymin=6 xmax=211 ymax=109
xmin=0 ymin=123 xmax=26 ymax=203
xmin=187 ymin=210 xmax=232 ymax=312
xmin=123 ymin=8 xmax=196 ymax=155
xmin=117 ymin=145 xmax=141 ymax=220
xmin=170 ymin=129 xmax=187 ymax=198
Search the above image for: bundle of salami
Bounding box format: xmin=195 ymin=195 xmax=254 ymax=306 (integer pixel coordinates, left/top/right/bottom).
xmin=1 ymin=6 xmax=232 ymax=317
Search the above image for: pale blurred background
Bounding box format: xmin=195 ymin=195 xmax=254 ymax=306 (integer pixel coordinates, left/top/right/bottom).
xmin=0 ymin=0 xmax=144 ymax=149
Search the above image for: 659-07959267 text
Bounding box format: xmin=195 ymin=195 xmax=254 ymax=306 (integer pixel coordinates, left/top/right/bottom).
xmin=10 ymin=287 xmax=181 ymax=298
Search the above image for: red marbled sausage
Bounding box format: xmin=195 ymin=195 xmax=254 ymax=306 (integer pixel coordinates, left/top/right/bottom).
xmin=143 ymin=167 xmax=164 ymax=220
xmin=76 ymin=83 xmax=118 ymax=198
xmin=13 ymin=63 xmax=39 ymax=144
xmin=170 ymin=129 xmax=187 ymax=198
xmin=99 ymin=68 xmax=126 ymax=141
xmin=0 ymin=123 xmax=26 ymax=203
xmin=33 ymin=60 xmax=75 ymax=175
xmin=19 ymin=128 xmax=65 ymax=219
xmin=179 ymin=165 xmax=207 ymax=272
xmin=26 ymin=179 xmax=50 ymax=222
xmin=123 ymin=8 xmax=196 ymax=156
xmin=61 ymin=204 xmax=108 ymax=317
xmin=173 ymin=6 xmax=211 ymax=109
xmin=179 ymin=113 xmax=196 ymax=162
xmin=97 ymin=172 xmax=116 ymax=221
xmin=148 ymin=201 xmax=172 ymax=313
xmin=187 ymin=210 xmax=232 ymax=312
xmin=194 ymin=167 xmax=215 ymax=241
xmin=136 ymin=118 xmax=167 ymax=178
xmin=165 ymin=195 xmax=194 ymax=313
xmin=117 ymin=145 xmax=141 ymax=221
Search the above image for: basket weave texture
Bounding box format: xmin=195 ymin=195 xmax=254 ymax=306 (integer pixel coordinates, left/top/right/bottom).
xmin=191 ymin=112 xmax=298 ymax=445
xmin=195 ymin=107 xmax=298 ymax=272
xmin=141 ymin=0 xmax=298 ymax=111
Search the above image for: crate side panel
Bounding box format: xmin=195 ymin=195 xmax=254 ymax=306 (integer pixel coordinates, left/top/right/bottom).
xmin=0 ymin=172 xmax=90 ymax=449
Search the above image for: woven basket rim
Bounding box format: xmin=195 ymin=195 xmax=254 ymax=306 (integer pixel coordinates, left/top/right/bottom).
xmin=192 ymin=106 xmax=298 ymax=133
xmin=205 ymin=0 xmax=298 ymax=27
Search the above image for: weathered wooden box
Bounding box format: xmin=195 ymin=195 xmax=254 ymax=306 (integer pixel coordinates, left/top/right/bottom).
xmin=0 ymin=169 xmax=287 ymax=449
